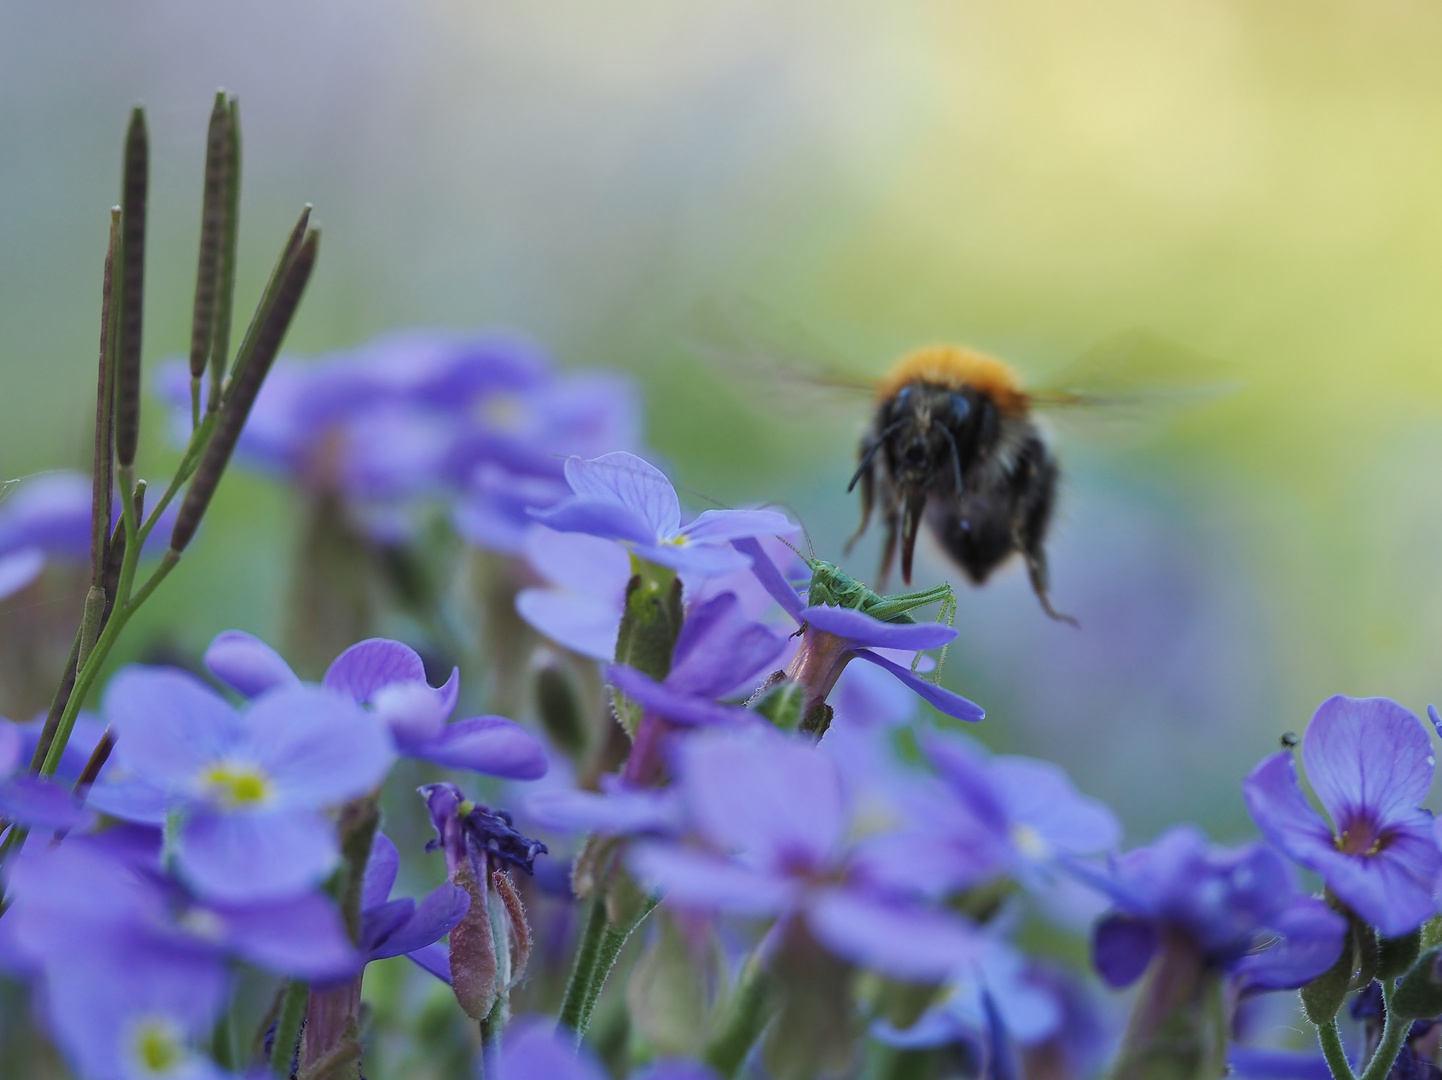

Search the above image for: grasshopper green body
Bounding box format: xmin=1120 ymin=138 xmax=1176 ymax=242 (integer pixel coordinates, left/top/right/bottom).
xmin=804 ymin=558 xmax=957 ymax=633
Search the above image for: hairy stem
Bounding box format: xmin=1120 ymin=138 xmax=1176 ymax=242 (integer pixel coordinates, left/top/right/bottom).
xmin=702 ymin=952 xmax=775 ymax=1079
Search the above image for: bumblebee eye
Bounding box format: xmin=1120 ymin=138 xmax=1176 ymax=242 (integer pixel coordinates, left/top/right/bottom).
xmin=950 ymin=393 xmax=971 ymax=421
xmin=894 ymin=386 xmax=914 ymax=410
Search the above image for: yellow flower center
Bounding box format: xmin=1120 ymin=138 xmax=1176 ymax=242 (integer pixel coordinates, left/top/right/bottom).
xmin=131 ymin=1018 xmax=183 ymax=1075
xmin=201 ymin=762 xmax=271 ymax=808
xmin=1011 ymin=822 xmax=1050 ymax=861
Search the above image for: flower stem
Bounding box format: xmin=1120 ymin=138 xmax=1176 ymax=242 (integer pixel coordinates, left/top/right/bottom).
xmin=1318 ymin=1019 xmax=1357 ymax=1080
xmin=702 ymin=952 xmax=775 ymax=1079
xmin=1359 ymin=981 xmax=1407 ymax=1080
xmin=557 ymin=900 xmax=608 ymax=1038
xmin=270 ymin=979 xmax=309 ymax=1078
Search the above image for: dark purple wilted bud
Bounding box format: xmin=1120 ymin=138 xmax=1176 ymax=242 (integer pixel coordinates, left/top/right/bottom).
xmin=419 ymin=782 xmax=545 ymax=1021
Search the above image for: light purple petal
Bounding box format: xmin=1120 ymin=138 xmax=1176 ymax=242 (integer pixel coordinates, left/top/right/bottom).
xmin=0 ymin=775 xmax=93 ymax=831
xmin=1242 ymin=753 xmax=1346 ymax=867
xmin=531 ymin=499 xmax=657 ymax=546
xmin=804 ymin=605 xmax=956 ymax=651
xmin=637 ymin=1062 xmax=723 ymax=1080
xmin=629 ymin=842 xmax=796 ymax=916
xmin=323 ymin=638 xmax=428 ymax=703
xmin=370 ymin=883 xmax=470 ymax=959
xmin=853 ymin=650 xmax=984 ymax=722
xmin=631 ymin=541 xmax=753 ymax=576
xmin=990 ymin=757 xmax=1121 ymax=857
xmin=176 ymin=808 xmax=338 ymax=903
xmin=516 ymin=588 xmax=622 ymax=661
xmin=564 ymin=452 xmax=680 ymax=539
xmin=374 ymin=681 xmax=451 ymax=747
xmin=607 ymin=665 xmax=758 ymax=727
xmin=1302 ymin=814 xmax=1440 ymax=937
xmin=1303 ymin=695 xmax=1433 ymax=829
xmin=523 ymin=525 xmax=633 ymax=595
xmin=1092 ymin=913 xmax=1157 ymax=988
xmin=499 ymin=1016 xmax=610 ymax=1080
xmin=215 ymin=893 xmax=360 ymax=981
xmin=406 ymin=942 xmax=452 ymax=983
xmin=1227 ymin=1048 xmax=1334 ymax=1080
xmin=731 ymin=537 xmax=805 ymax=620
xmin=84 ymin=776 xmax=171 ymax=824
xmin=244 ymin=685 xmax=395 ymax=808
xmin=668 ymin=592 xmax=786 ymax=698
xmin=412 ymin=716 xmax=548 ymax=779
xmin=678 ymin=727 xmax=847 ymax=871
xmin=1233 ymin=896 xmax=1346 ymax=992
xmin=0 ymin=548 xmax=43 ymax=601
xmin=805 ymin=889 xmax=983 ymax=981
xmin=363 ymin=833 xmax=401 ymax=911
xmin=203 ymin=630 xmax=300 ymax=698
xmin=103 ymin=666 xmax=244 ymax=789
xmin=679 ymin=508 xmax=796 ymax=545
xmin=525 ymin=786 xmax=682 ymax=836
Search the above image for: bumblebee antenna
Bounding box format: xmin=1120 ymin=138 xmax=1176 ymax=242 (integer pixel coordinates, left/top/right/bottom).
xmin=847 ymin=421 xmax=904 ymax=492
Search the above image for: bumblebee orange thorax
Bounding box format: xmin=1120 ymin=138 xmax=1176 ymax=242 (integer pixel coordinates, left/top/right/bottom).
xmin=878 ymin=345 xmax=1027 ymax=414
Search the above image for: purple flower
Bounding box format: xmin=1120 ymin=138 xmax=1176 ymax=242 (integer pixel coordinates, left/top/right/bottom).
xmin=4 ymin=827 xmax=356 ymax=1080
xmin=495 ymin=1017 xmax=721 ymax=1080
xmin=0 ymin=472 xmax=175 ymax=600
xmin=862 ymin=731 xmax=1120 ymax=899
xmin=629 ymin=725 xmax=984 ymax=983
xmin=203 ymin=630 xmax=548 ymax=779
xmin=515 ymin=526 xmax=635 ymax=660
xmin=524 ymin=774 xmax=684 ymax=838
xmin=162 ymin=331 xmax=641 ymax=546
xmin=734 ymin=537 xmax=984 ymax=724
xmin=86 ymin=665 xmax=394 ymax=902
xmin=1243 ymin=695 xmax=1442 ymax=937
xmin=530 ymin=452 xmax=794 ymax=576
xmin=360 ymin=831 xmax=470 ymax=982
xmin=1083 ymin=825 xmax=1345 ymax=993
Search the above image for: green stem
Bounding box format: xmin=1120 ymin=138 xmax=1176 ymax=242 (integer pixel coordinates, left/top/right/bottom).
xmin=575 ymin=899 xmax=657 ymax=1034
xmin=270 ymin=980 xmax=309 ymax=1078
xmin=557 ymin=900 xmax=608 ymax=1037
xmin=702 ymin=952 xmax=775 ymax=1079
xmin=1318 ymin=1019 xmax=1357 ymax=1080
xmin=1359 ymin=982 xmax=1408 ymax=1080
xmin=136 ymin=415 xmax=215 ymax=546
xmin=211 ymin=1008 xmax=237 ymax=1072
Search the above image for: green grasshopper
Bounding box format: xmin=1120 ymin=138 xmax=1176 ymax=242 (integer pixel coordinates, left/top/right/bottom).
xmin=787 ymin=541 xmax=957 ymax=676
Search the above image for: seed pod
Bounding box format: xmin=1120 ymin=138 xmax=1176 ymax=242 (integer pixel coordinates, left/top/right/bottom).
xmin=90 ymin=209 xmax=119 ymax=585
xmin=114 ymin=108 xmax=148 ymax=469
xmin=189 ymin=94 xmax=232 ymax=388
xmin=170 ymin=224 xmax=317 ymax=553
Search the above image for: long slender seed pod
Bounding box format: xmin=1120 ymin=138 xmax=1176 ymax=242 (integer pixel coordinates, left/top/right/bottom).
xmin=189 ymin=95 xmax=231 ymax=396
xmin=90 ymin=210 xmax=120 ymax=585
xmin=114 ymin=107 xmax=148 ymax=469
xmin=170 ymin=227 xmax=318 ymax=553
xmin=208 ymin=96 xmax=242 ymax=412
xmin=225 ymin=203 xmax=308 ymax=397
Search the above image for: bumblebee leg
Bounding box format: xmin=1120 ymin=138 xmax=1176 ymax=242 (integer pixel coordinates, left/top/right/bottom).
xmin=899 ymin=491 xmax=927 ymax=586
xmin=1022 ymin=545 xmax=1078 ymax=627
xmin=877 ymin=500 xmax=899 ymax=592
xmin=844 ymin=437 xmax=877 ymax=554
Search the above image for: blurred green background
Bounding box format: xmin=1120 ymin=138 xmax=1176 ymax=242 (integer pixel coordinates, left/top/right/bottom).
xmin=4 ymin=0 xmax=1442 ymax=843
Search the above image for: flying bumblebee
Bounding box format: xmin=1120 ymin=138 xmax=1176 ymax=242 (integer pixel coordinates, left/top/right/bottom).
xmin=687 ymin=304 xmax=1228 ymax=624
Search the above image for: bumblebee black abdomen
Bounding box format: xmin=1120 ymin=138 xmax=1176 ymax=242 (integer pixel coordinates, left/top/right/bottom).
xmin=928 ymin=434 xmax=1059 ymax=586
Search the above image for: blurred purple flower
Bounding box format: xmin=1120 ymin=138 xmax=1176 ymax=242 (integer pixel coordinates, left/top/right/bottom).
xmin=160 ymin=331 xmax=641 ymax=546
xmin=734 ymin=537 xmax=983 ymax=724
xmin=1243 ymin=695 xmax=1442 ymax=937
xmin=530 ymin=452 xmax=793 ymax=576
xmin=1082 ymin=825 xmax=1345 ymax=993
xmin=0 ymin=472 xmax=175 ymax=600
xmin=86 ymin=665 xmax=394 ymax=902
xmin=496 ymin=1017 xmax=721 ymax=1080
xmin=204 ymin=630 xmax=547 ymax=779
xmin=863 ymin=731 xmax=1120 ymax=898
xmin=629 ymin=725 xmax=984 ymax=983
xmin=360 ymin=831 xmax=470 ymax=983
xmin=0 ymin=717 xmax=92 ymax=832
xmin=4 ymin=827 xmax=355 ymax=1080
xmin=525 ymin=774 xmax=684 ymax=838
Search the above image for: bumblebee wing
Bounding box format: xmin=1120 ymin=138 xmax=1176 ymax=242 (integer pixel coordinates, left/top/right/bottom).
xmin=680 ymin=298 xmax=879 ymax=405
xmin=1026 ymin=328 xmax=1240 ymax=438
